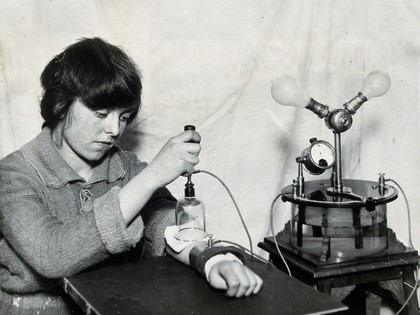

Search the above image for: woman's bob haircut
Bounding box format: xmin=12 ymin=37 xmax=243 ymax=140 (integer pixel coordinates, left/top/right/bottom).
xmin=40 ymin=37 xmax=142 ymax=128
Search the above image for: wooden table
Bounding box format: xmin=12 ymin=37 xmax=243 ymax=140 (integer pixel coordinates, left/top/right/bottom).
xmin=259 ymin=229 xmax=419 ymax=315
xmin=63 ymin=254 xmax=348 ymax=315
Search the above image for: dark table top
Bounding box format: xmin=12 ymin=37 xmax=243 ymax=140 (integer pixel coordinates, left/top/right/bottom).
xmin=63 ymin=255 xmax=348 ymax=315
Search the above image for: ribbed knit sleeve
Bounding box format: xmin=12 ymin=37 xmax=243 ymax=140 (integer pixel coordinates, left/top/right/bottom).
xmin=93 ymin=186 xmax=144 ymax=254
xmin=140 ymin=188 xmax=176 ymax=257
xmin=0 ymin=166 xmax=108 ymax=281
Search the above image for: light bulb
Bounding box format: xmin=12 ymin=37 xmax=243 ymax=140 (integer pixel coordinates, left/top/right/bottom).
xmin=344 ymin=70 xmax=391 ymax=115
xmin=271 ymin=75 xmax=311 ymax=108
xmin=360 ymin=70 xmax=391 ymax=99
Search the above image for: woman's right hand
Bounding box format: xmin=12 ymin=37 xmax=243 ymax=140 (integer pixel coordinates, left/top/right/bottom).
xmin=145 ymin=129 xmax=201 ymax=189
xmin=119 ymin=129 xmax=201 ymax=224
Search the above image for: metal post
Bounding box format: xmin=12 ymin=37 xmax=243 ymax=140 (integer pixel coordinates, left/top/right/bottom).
xmin=334 ymin=132 xmax=343 ymax=192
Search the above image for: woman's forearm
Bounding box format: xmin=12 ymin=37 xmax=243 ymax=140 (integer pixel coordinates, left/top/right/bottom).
xmin=118 ymin=165 xmax=162 ymax=224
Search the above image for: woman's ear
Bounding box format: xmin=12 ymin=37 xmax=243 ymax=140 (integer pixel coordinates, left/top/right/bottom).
xmin=51 ymin=120 xmax=65 ymax=148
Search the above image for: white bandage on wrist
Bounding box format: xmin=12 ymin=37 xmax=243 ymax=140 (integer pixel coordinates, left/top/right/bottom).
xmin=164 ymin=225 xmax=210 ymax=253
xmin=204 ymin=253 xmax=243 ymax=281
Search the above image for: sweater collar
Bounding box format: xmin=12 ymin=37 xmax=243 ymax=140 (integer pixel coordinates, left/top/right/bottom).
xmin=20 ymin=127 xmax=127 ymax=188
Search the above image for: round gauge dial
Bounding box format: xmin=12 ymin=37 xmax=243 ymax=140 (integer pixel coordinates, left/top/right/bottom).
xmin=310 ymin=141 xmax=335 ymax=169
xmin=300 ymin=140 xmax=335 ymax=175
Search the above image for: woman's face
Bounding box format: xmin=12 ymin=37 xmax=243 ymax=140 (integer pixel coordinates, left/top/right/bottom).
xmin=55 ymin=99 xmax=134 ymax=166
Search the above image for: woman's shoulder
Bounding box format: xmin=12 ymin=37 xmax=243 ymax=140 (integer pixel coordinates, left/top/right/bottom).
xmin=0 ymin=149 xmax=41 ymax=185
xmin=0 ymin=130 xmax=45 ymax=168
xmin=0 ymin=149 xmax=28 ymax=170
xmin=0 ymin=133 xmax=47 ymax=180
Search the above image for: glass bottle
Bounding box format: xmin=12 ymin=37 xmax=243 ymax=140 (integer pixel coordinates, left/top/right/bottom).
xmin=175 ymin=176 xmax=206 ymax=242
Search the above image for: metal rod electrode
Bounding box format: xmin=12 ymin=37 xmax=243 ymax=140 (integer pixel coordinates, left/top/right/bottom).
xmin=334 ymin=132 xmax=343 ymax=192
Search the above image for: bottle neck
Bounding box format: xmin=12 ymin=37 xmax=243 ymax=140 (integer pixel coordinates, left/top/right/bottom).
xmin=185 ymin=180 xmax=195 ymax=197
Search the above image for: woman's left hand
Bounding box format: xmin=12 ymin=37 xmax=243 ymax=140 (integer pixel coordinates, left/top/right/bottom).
xmin=207 ymin=261 xmax=263 ymax=297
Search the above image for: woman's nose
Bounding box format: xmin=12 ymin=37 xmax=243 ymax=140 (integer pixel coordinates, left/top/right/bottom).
xmin=104 ymin=114 xmax=120 ymax=136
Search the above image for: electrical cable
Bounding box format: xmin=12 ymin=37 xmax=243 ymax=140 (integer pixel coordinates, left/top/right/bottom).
xmin=194 ymin=169 xmax=254 ymax=256
xmin=194 ymin=169 xmax=291 ymax=274
xmin=385 ymin=179 xmax=414 ymax=249
xmin=385 ymin=178 xmax=419 ymax=315
xmin=395 ymin=264 xmax=419 ymax=315
xmin=270 ymin=193 xmax=292 ymax=277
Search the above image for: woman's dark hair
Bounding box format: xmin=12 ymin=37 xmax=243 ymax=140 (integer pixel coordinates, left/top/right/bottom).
xmin=40 ymin=37 xmax=142 ymax=127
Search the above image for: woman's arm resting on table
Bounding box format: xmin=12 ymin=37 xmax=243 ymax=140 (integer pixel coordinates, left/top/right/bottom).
xmin=165 ymin=234 xmax=263 ymax=298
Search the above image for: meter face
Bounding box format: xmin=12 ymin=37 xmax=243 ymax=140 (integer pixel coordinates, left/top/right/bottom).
xmin=310 ymin=141 xmax=335 ymax=168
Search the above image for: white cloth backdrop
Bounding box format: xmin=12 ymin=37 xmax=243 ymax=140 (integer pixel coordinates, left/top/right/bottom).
xmin=1 ymin=0 xmax=419 ymax=294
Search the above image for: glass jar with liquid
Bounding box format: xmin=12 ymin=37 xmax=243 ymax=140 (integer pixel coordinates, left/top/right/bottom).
xmin=175 ymin=178 xmax=206 ymax=242
xmin=283 ymin=179 xmax=397 ymax=262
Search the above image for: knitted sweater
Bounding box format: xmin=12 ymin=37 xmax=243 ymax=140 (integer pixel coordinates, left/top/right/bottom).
xmin=0 ymin=127 xmax=176 ymax=295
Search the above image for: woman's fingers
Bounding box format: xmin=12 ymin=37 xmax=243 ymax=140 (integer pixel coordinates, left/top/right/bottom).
xmin=170 ymin=130 xmax=201 ymax=145
xmin=209 ymin=261 xmax=263 ymax=298
xmin=243 ymin=265 xmax=263 ymax=296
xmin=146 ymin=131 xmax=202 ymax=186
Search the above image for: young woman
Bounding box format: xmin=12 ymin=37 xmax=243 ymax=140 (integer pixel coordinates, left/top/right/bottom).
xmin=0 ymin=37 xmax=262 ymax=314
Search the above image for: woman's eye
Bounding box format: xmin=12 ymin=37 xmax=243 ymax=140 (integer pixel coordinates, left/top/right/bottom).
xmin=95 ymin=111 xmax=108 ymax=119
xmin=120 ymin=115 xmax=131 ymax=122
